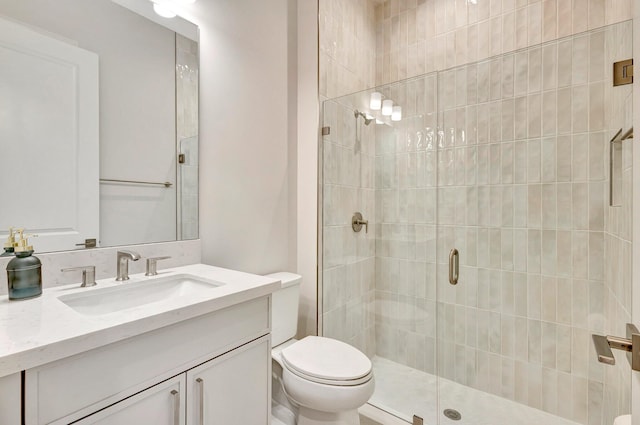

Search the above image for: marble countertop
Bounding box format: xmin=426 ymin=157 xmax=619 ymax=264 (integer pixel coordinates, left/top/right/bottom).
xmin=0 ymin=264 xmax=281 ymax=378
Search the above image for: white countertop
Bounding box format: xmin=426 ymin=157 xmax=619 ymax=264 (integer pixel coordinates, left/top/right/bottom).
xmin=0 ymin=264 xmax=281 ymax=378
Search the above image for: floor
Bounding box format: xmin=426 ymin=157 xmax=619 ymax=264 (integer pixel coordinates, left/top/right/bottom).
xmin=370 ymin=357 xmax=582 ymax=425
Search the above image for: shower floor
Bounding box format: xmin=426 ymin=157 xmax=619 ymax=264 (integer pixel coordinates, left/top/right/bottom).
xmin=370 ymin=357 xmax=581 ymax=425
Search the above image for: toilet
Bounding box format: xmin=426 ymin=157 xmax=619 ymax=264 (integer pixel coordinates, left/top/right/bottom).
xmin=267 ymin=272 xmax=375 ymax=425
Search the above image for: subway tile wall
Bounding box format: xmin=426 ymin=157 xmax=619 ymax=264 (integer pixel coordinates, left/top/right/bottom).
xmin=374 ymin=0 xmax=632 ymax=86
xmin=320 ymin=0 xmax=378 ymax=99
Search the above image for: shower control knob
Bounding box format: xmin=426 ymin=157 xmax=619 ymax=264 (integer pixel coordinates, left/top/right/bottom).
xmin=352 ymin=212 xmax=368 ymax=233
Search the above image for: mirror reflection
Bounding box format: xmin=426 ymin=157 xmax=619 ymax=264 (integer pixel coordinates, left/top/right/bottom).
xmin=0 ymin=0 xmax=199 ymax=253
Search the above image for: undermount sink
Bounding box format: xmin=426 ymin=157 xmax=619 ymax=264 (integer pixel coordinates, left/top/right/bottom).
xmin=58 ymin=274 xmax=224 ymax=316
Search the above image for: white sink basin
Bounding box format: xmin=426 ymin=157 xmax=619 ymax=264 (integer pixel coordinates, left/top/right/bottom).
xmin=58 ymin=274 xmax=224 ymax=316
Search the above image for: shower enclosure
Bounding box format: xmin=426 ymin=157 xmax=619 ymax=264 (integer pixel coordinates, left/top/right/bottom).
xmin=320 ymin=21 xmax=633 ymax=425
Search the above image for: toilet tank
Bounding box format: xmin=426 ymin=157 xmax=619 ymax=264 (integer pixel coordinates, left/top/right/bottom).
xmin=265 ymin=272 xmax=302 ymax=347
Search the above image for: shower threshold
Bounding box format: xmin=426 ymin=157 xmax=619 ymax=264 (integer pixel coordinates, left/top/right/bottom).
xmin=369 ymin=357 xmax=581 ymax=425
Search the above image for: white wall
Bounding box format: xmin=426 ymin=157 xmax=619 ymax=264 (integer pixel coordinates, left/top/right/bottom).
xmin=174 ymin=0 xmax=293 ymax=275
xmin=172 ymin=0 xmax=319 ymax=336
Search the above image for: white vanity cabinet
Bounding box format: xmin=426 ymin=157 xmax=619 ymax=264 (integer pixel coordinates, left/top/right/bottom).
xmin=23 ymin=296 xmax=271 ymax=425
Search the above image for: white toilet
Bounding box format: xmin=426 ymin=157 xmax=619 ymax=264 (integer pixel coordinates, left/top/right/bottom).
xmin=267 ymin=272 xmax=375 ymax=425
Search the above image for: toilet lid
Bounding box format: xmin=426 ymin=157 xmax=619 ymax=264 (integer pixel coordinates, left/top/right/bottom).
xmin=281 ymin=336 xmax=372 ymax=385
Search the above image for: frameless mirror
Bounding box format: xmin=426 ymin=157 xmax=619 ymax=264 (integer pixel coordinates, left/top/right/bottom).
xmin=0 ymin=0 xmax=199 ymax=253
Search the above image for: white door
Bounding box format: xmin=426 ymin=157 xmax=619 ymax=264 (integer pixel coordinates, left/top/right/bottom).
xmin=186 ymin=336 xmax=270 ymax=425
xmin=0 ymin=16 xmax=99 ymax=252
xmin=72 ymin=375 xmax=185 ymax=425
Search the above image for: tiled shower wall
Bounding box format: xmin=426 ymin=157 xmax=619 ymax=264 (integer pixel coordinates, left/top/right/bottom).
xmin=319 ymin=0 xmax=377 ymax=99
xmin=374 ymin=0 xmax=632 ymax=86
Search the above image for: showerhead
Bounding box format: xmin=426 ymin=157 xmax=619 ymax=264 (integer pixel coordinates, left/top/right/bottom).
xmin=354 ymin=110 xmax=374 ymax=125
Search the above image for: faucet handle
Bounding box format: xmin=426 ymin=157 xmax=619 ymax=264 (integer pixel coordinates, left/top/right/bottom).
xmin=61 ymin=265 xmax=96 ymax=287
xmin=145 ymin=256 xmax=171 ymax=276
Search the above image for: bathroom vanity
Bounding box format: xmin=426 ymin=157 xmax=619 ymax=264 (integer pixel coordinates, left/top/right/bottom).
xmin=0 ymin=264 xmax=280 ymax=424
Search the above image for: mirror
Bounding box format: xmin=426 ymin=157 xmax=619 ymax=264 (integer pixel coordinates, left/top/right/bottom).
xmin=0 ymin=0 xmax=199 ymax=253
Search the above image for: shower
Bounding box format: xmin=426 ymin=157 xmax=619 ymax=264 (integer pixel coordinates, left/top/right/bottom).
xmin=320 ymin=18 xmax=634 ymax=425
xmin=354 ymin=109 xmax=373 ymax=125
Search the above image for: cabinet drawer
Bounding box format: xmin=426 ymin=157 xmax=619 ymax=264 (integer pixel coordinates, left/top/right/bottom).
xmin=26 ymin=296 xmax=270 ymax=425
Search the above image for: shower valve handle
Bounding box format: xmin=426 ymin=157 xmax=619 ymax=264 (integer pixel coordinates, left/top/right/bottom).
xmin=352 ymin=212 xmax=368 ymax=233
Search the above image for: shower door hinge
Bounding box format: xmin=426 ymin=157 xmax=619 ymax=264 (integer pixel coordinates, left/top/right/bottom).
xmin=413 ymin=415 xmax=424 ymax=425
xmin=614 ymin=59 xmax=634 ymax=86
xmin=321 ymin=126 xmax=330 ymax=136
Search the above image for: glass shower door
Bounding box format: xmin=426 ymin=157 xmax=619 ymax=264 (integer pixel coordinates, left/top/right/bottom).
xmin=435 ymin=21 xmax=634 ymax=425
xmin=320 ymin=71 xmax=441 ymax=424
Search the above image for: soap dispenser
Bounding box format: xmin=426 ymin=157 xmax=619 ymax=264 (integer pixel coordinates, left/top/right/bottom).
xmin=6 ymin=230 xmax=42 ymax=300
xmin=1 ymin=227 xmax=16 ymax=257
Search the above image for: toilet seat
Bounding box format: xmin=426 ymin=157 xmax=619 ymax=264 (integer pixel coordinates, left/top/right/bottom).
xmin=281 ymin=336 xmax=373 ymax=386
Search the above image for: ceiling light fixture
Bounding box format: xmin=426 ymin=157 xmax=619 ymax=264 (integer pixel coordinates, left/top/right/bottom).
xmin=382 ymin=99 xmax=393 ymax=116
xmin=391 ymin=106 xmax=402 ymax=121
xmin=370 ymin=92 xmax=382 ymax=110
xmin=152 ymin=2 xmax=177 ymax=18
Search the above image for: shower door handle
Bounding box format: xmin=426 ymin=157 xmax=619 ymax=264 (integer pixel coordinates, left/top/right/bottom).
xmin=449 ymin=248 xmax=459 ymax=285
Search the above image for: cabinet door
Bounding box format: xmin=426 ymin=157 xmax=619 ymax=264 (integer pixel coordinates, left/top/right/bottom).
xmin=71 ymin=375 xmax=185 ymax=425
xmin=187 ymin=336 xmax=270 ymax=425
xmin=0 ymin=373 xmax=20 ymax=424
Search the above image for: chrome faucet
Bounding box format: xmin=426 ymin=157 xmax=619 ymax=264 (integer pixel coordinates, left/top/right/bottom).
xmin=116 ymin=250 xmax=141 ymax=281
